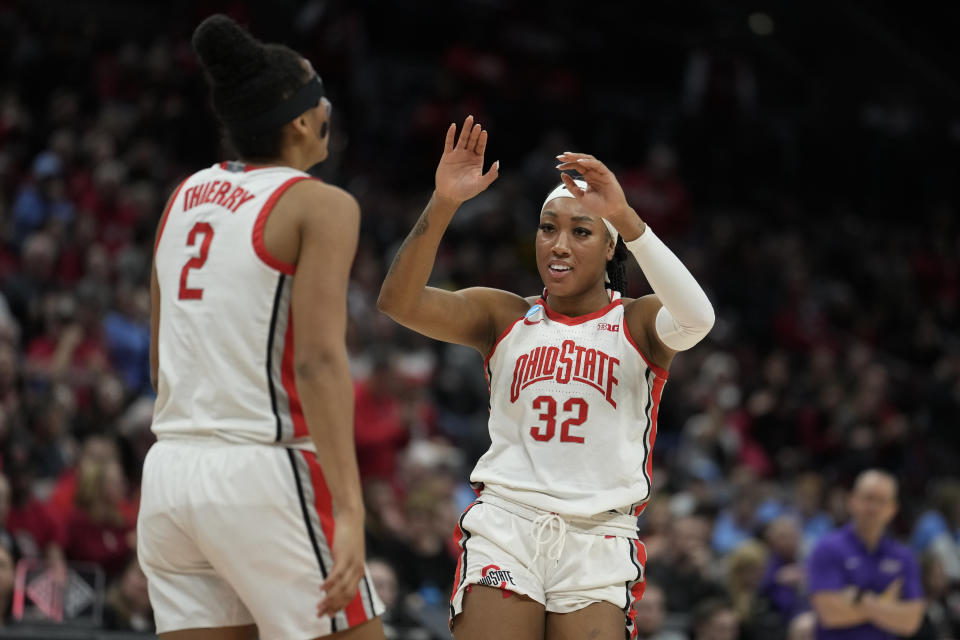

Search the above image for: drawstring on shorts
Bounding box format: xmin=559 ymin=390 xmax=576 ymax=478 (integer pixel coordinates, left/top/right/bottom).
xmin=530 ymin=512 xmax=567 ymax=568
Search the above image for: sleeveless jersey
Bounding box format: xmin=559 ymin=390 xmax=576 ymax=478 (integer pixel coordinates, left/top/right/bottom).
xmin=152 ymin=161 xmax=316 ymax=447
xmin=471 ymin=290 xmax=668 ymax=520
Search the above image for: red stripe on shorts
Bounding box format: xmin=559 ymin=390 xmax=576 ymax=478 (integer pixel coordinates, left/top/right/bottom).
xmin=450 ymin=501 xmax=481 ymax=604
xmin=300 ymin=451 xmax=368 ymax=625
xmin=628 ymin=539 xmax=648 ymax=638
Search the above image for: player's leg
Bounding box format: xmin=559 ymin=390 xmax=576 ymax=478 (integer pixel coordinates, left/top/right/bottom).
xmin=196 ymin=447 xmax=384 ymax=639
xmin=139 ymin=442 xmax=257 ymax=636
xmin=544 ymin=601 xmax=625 ymax=640
xmin=159 ymin=625 xmax=258 ymax=640
xmin=323 ymin=616 xmax=386 ymax=639
xmin=453 ymin=585 xmax=545 ymax=640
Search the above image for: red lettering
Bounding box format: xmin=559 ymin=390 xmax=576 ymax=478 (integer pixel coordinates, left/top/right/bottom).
xmin=212 ymin=181 xmax=232 ymax=206
xmin=542 ymin=346 xmax=559 ymax=377
xmin=605 ymin=357 xmax=620 ymax=408
xmin=200 ymin=181 xmax=219 ymax=205
xmin=182 ymin=186 xmax=195 ymax=211
xmin=525 ymin=347 xmax=540 ymax=381
xmin=574 ymin=346 xmax=586 ymax=377
xmin=582 ymin=348 xmax=597 ymax=381
xmin=556 ymin=340 xmax=574 ymax=384
xmin=220 ymin=185 xmax=243 ymax=210
xmin=511 ymin=355 xmax=528 ymax=402
xmin=231 ymin=189 xmax=256 ymax=212
xmin=596 ymin=351 xmax=609 ymax=387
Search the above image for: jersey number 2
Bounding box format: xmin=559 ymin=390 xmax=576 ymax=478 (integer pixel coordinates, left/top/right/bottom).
xmin=530 ymin=396 xmax=589 ymax=444
xmin=178 ymin=222 xmax=214 ymax=300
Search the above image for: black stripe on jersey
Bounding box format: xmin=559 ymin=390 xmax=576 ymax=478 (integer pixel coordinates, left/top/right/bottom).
xmin=638 ymin=367 xmax=655 ymax=502
xmin=361 ymin=574 xmax=376 ymax=617
xmin=286 ymin=449 xmax=336 ymax=631
xmin=266 ymin=274 xmax=286 ymax=442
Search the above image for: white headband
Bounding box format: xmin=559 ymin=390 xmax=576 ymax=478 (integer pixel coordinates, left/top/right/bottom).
xmin=541 ymin=180 xmax=619 ymax=243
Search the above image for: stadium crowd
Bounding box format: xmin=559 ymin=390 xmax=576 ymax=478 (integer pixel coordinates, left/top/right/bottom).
xmin=0 ymin=1 xmax=957 ymax=638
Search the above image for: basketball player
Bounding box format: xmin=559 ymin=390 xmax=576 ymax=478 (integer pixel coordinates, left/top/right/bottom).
xmin=137 ymin=15 xmax=384 ymax=640
xmin=377 ymin=116 xmax=715 ymax=639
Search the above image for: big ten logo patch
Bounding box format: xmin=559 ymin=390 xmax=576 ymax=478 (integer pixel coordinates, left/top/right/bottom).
xmin=597 ymin=322 xmax=619 ymax=332
xmin=479 ymin=564 xmax=516 ymax=590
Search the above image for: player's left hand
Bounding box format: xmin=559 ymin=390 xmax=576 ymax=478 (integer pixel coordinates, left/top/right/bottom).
xmin=555 ymin=152 xmax=645 ymax=241
xmin=317 ymin=512 xmax=365 ymax=619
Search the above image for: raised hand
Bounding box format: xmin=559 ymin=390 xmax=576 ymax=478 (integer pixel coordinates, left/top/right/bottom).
xmin=435 ymin=115 xmax=499 ymax=205
xmin=555 ymin=152 xmax=645 ymax=241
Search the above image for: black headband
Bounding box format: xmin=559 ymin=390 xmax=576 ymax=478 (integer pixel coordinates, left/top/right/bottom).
xmin=226 ymin=74 xmax=325 ymax=136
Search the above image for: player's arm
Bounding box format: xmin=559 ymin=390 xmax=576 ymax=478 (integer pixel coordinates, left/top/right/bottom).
xmin=287 ymin=181 xmax=365 ymax=617
xmin=807 ymin=540 xmax=868 ymax=629
xmin=859 ymin=596 xmax=924 ymax=635
xmin=810 ymin=591 xmax=869 ymax=628
xmin=150 ymin=186 xmax=180 ymax=393
xmin=378 ymin=116 xmax=524 ymax=354
xmin=555 ymin=153 xmax=714 ymax=370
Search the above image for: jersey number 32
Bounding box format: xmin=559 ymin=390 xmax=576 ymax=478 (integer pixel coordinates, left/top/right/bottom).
xmin=530 ymin=396 xmax=588 ymax=444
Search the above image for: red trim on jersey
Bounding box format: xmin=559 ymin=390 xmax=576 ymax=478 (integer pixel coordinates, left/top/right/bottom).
xmin=300 ymin=451 xmax=366 ymax=625
xmin=621 ymin=321 xmax=669 ymax=379
xmin=537 ymin=295 xmax=622 ymax=326
xmin=280 ymin=316 xmax=309 ymax=438
xmin=153 ymin=178 xmax=188 ymax=254
xmin=252 ymin=176 xmax=310 ymax=275
xmin=627 ymin=539 xmax=647 ymax=638
xmin=645 ymin=374 xmax=666 ymax=494
xmin=483 ymin=317 xmax=523 ymax=374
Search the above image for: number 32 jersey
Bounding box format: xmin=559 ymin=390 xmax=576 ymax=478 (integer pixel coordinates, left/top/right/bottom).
xmin=471 ymin=290 xmax=668 ymax=520
xmin=152 ymin=162 xmax=316 ymax=448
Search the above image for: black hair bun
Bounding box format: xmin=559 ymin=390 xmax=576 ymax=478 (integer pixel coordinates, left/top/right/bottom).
xmin=192 ymin=14 xmax=266 ymax=87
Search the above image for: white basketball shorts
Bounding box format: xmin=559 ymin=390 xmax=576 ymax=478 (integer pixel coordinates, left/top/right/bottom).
xmin=137 ymin=439 xmax=383 ymax=639
xmin=449 ymin=493 xmax=646 ymax=634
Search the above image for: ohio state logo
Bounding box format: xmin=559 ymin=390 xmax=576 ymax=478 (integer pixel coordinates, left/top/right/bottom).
xmin=478 ymin=564 xmax=516 ymax=589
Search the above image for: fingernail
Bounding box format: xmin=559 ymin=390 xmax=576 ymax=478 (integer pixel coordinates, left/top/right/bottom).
xmin=577 ymin=158 xmax=585 ymax=162
xmin=556 ymin=154 xmax=565 ymax=159
xmin=555 ymin=164 xmax=563 ymax=169
xmin=495 ymin=160 xmax=500 ymax=170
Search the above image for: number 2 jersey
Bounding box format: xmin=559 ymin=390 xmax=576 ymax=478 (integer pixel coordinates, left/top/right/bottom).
xmin=471 ymin=290 xmax=668 ymax=523
xmin=151 ymin=162 xmax=317 ymax=448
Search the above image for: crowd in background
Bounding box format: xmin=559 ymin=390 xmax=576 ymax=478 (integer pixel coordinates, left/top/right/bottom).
xmin=0 ymin=1 xmax=958 ymax=638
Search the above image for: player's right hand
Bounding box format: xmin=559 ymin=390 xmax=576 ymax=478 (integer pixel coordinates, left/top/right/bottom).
xmin=434 ymin=115 xmax=499 ymax=206
xmin=317 ymin=513 xmax=366 ymax=619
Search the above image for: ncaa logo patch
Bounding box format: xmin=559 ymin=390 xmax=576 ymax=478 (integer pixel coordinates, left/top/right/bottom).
xmin=524 ymin=304 xmax=543 ymax=325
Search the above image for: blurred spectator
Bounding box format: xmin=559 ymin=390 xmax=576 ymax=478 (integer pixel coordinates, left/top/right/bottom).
xmin=620 ymin=144 xmax=692 ymax=238
xmin=368 ymin=557 xmax=431 ymax=640
xmin=101 ymin=554 xmax=154 ymax=632
xmin=646 ymin=514 xmax=726 ymax=614
xmin=910 ymin=480 xmax=960 ymax=581
xmin=64 ymin=459 xmax=134 ymax=577
xmin=761 ymin=515 xmax=809 ymax=622
xmin=354 ymin=351 xmax=409 ymax=481
xmin=691 ymin=598 xmax=740 ymax=640
xmin=725 ymin=539 xmax=785 ymax=640
xmin=0 ymin=531 xmax=17 ymax=629
xmin=788 ymin=612 xmax=816 ymax=640
xmin=808 ymin=470 xmax=924 ymax=639
xmin=2 ymin=468 xmax=67 ymax=569
xmin=909 ymin=552 xmax=960 ymax=640
xmin=634 ymin=582 xmax=689 ymax=640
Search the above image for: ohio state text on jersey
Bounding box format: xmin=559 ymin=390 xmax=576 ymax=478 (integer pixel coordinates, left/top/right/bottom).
xmin=471 ymin=290 xmax=667 ymax=520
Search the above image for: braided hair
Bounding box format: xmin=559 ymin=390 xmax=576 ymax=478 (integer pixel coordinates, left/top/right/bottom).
xmin=605 ymin=235 xmax=629 ymax=295
xmin=192 ymin=15 xmax=311 ymax=159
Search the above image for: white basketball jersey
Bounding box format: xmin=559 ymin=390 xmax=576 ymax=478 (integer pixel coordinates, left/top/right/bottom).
xmin=152 ymin=161 xmax=316 ymax=447
xmin=471 ymin=290 xmax=668 ymax=520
